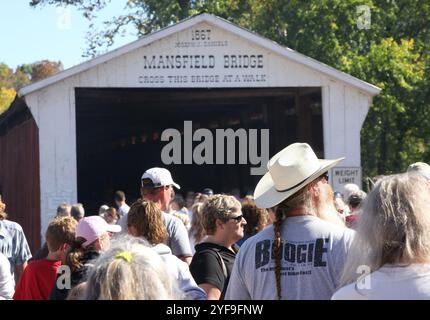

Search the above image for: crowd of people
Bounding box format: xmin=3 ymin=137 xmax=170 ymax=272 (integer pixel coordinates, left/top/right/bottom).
xmin=1 ymin=142 xmax=430 ymax=300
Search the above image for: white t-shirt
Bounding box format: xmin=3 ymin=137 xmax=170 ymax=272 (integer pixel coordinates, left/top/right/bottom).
xmin=189 ymin=233 xmax=197 ymax=256
xmin=152 ymin=243 xmax=206 ymax=300
xmin=118 ymin=203 xmax=130 ymax=218
xmin=225 ymin=215 xmax=355 ymax=300
xmin=0 ymin=252 xmax=14 ymax=300
xmin=332 ymin=264 xmax=430 ymax=300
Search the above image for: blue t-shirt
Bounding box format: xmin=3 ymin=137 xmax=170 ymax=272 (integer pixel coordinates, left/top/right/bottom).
xmin=0 ymin=219 xmax=32 ymax=277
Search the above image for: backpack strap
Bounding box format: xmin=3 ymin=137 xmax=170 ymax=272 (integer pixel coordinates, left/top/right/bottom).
xmin=199 ymin=249 xmax=228 ymax=279
xmin=214 ymin=250 xmax=228 ymax=279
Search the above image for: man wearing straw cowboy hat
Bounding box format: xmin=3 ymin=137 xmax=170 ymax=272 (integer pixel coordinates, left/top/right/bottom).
xmin=225 ymin=143 xmax=355 ymax=300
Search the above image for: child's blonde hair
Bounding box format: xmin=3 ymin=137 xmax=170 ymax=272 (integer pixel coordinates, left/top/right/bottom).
xmin=45 ymin=216 xmax=77 ymax=252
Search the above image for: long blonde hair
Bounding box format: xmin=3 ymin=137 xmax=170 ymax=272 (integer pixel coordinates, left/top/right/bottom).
xmin=339 ymin=172 xmax=430 ymax=287
xmin=127 ymin=199 xmax=168 ymax=245
xmin=190 ymin=201 xmax=206 ymax=243
xmin=84 ymin=235 xmax=183 ymax=300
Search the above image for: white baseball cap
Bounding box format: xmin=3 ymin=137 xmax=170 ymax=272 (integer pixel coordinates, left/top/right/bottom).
xmin=141 ymin=167 xmax=181 ymax=190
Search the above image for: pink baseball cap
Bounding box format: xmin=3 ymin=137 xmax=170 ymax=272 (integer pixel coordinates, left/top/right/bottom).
xmin=76 ymin=216 xmax=121 ymax=248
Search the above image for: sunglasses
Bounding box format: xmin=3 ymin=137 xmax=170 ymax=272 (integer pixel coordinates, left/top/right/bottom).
xmin=227 ymin=214 xmax=244 ymax=223
xmin=320 ymin=172 xmax=329 ymax=181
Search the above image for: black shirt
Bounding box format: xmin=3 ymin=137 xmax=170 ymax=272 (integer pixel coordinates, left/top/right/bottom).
xmin=190 ymin=242 xmax=238 ymax=300
xmin=49 ymin=250 xmax=100 ymax=300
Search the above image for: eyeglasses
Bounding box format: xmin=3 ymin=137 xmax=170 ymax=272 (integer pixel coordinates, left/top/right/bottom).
xmin=227 ymin=214 xmax=244 ymax=223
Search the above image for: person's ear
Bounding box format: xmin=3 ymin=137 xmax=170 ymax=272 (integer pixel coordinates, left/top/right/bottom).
xmin=61 ymin=243 xmax=70 ymax=252
xmin=163 ymin=186 xmax=172 ymax=197
xmin=94 ymin=237 xmax=105 ymax=251
xmin=215 ymin=218 xmax=225 ymax=230
xmin=128 ymin=224 xmax=137 ymax=236
xmin=308 ymin=182 xmax=320 ymax=197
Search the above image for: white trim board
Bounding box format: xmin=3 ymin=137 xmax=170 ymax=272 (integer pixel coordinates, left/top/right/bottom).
xmin=19 ymin=13 xmax=381 ymax=97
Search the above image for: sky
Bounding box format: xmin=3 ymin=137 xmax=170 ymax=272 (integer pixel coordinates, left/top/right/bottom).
xmin=0 ymin=0 xmax=136 ymax=70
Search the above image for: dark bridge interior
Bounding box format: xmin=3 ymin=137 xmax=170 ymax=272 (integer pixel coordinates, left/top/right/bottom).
xmin=75 ymin=87 xmax=323 ymax=214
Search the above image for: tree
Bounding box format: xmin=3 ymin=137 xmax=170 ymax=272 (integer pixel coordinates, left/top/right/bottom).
xmin=29 ymin=0 xmax=430 ymax=179
xmin=28 ymin=60 xmax=63 ymax=82
xmin=0 ymin=63 xmax=17 ymax=88
xmin=0 ymin=87 xmax=16 ymax=114
xmin=341 ymin=39 xmax=428 ymax=176
xmin=0 ymin=60 xmax=63 ymax=115
xmin=0 ymin=63 xmax=19 ymax=114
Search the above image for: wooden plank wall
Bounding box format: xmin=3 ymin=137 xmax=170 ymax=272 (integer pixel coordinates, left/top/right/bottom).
xmin=0 ymin=117 xmax=41 ymax=254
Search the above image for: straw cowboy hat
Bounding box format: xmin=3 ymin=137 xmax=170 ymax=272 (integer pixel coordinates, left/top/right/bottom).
xmin=254 ymin=143 xmax=345 ymax=208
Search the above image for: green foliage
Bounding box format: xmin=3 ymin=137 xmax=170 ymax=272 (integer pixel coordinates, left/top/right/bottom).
xmin=342 ymin=39 xmax=428 ymax=176
xmin=0 ymin=60 xmax=63 ymax=115
xmin=29 ymin=0 xmax=430 ymax=179
xmin=0 ymin=87 xmax=16 ymax=114
xmin=0 ymin=63 xmax=23 ymax=114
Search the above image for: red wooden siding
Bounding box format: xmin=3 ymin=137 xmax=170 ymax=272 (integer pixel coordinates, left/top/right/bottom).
xmin=0 ymin=115 xmax=41 ymax=254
